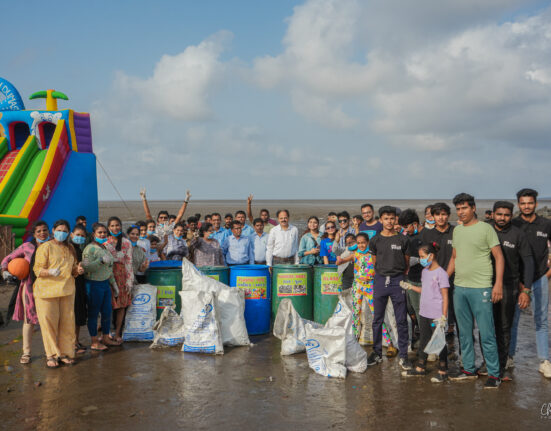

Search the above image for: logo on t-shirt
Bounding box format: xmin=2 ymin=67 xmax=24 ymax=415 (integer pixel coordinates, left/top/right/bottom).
xmin=391 ymin=244 xmax=402 ymax=250
xmin=502 ymin=241 xmax=515 ymax=249
xmin=537 ymin=231 xmax=548 ymax=238
xmin=447 ymin=240 xmax=452 ymax=245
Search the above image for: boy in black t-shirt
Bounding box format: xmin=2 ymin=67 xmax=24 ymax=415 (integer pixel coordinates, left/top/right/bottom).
xmin=368 ymin=206 xmax=413 ymax=370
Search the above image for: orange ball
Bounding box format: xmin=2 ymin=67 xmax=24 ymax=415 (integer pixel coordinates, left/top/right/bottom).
xmin=8 ymin=258 xmax=30 ymax=280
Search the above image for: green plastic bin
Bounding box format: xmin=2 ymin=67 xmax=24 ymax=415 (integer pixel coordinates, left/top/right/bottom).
xmin=146 ymin=262 xmax=182 ymax=319
xmin=271 ymin=264 xmax=313 ymax=322
xmin=198 ymin=266 xmax=229 ymax=285
xmin=313 ymin=265 xmax=342 ymax=324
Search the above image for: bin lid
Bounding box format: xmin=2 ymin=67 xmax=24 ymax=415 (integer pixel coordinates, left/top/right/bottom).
xmin=149 ymin=260 xmax=182 ymax=269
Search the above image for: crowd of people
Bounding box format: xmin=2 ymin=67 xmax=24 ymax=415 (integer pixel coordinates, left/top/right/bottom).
xmin=1 ymin=188 xmax=549 ymax=390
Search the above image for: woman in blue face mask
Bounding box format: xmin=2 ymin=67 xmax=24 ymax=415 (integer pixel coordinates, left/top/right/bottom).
xmin=127 ymin=225 xmax=148 ymax=284
xmin=33 ymin=220 xmax=85 ymax=367
xmin=82 ymin=223 xmax=121 ymax=351
xmin=1 ymin=220 xmax=49 ymax=364
xmin=400 ymin=242 xmax=450 ymax=382
xmin=71 ymin=224 xmax=88 ymax=354
xmin=105 ymin=216 xmax=134 ymax=344
xmin=163 ymin=222 xmax=189 ymax=261
xmin=189 ymin=223 xmax=224 ymax=267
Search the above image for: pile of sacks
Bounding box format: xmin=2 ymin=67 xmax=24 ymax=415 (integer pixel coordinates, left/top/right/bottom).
xmin=273 ymin=289 xmax=367 ymax=378
xmin=149 ymin=258 xmax=250 ymax=353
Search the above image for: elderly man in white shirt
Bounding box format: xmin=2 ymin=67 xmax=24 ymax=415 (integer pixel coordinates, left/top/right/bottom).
xmin=266 ymin=210 xmax=299 ymax=266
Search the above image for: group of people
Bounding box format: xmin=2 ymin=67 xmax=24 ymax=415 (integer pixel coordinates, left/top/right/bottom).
xmin=1 ymin=188 xmax=549 ymax=390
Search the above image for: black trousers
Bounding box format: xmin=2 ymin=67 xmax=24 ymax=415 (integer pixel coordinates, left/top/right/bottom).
xmin=493 ymin=281 xmax=518 ymax=372
xmin=418 ymin=315 xmax=448 ymax=371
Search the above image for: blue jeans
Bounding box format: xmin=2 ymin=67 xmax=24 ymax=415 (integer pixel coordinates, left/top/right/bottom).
xmin=509 ymin=274 xmax=549 ymax=360
xmin=454 ymin=286 xmax=500 ymax=378
xmin=86 ymin=279 xmax=112 ymax=337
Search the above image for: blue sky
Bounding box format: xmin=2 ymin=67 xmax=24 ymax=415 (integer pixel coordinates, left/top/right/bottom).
xmin=3 ymin=0 xmax=551 ymax=200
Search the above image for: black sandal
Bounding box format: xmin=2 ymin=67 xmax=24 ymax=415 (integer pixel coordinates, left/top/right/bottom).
xmin=75 ymin=343 xmax=87 ymax=354
xmin=59 ymin=356 xmax=76 ymax=365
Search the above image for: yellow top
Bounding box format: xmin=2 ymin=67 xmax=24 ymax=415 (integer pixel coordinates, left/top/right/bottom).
xmin=33 ymin=241 xmax=77 ymax=298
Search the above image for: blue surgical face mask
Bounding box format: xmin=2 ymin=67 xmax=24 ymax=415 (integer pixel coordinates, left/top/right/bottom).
xmin=150 ymin=248 xmax=157 ymax=252
xmin=54 ymin=231 xmax=69 ymax=242
xmin=37 ymin=237 xmax=49 ymax=244
xmin=420 ymin=254 xmax=432 ymax=268
xmin=140 ymin=235 xmax=147 ymax=240
xmin=95 ymin=237 xmax=108 ymax=244
xmin=147 ymin=230 xmax=155 ymax=236
xmin=414 ymin=228 xmax=418 ymax=235
xmin=348 ymin=244 xmax=358 ymax=251
xmin=131 ymin=240 xmax=138 ymax=247
xmin=72 ymin=236 xmax=86 ymax=245
xmin=426 ymin=219 xmax=435 ymax=225
xmin=110 ymin=230 xmax=121 ymax=237
xmin=358 ymin=247 xmax=369 ymax=254
xmin=208 ymin=233 xmax=215 ymax=239
xmin=174 ymin=235 xmax=183 ymax=241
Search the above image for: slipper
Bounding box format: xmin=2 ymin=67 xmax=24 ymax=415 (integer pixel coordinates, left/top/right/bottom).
xmin=75 ymin=343 xmax=87 ymax=354
xmin=59 ymin=357 xmax=76 ymax=365
xmin=20 ymin=354 xmax=31 ymax=365
xmin=46 ymin=357 xmax=59 ymax=368
xmin=91 ymin=344 xmax=108 ymax=351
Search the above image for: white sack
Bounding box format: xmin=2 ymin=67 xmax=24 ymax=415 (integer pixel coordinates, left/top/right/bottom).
xmin=304 ymin=323 xmax=347 ymax=379
xmin=181 ymin=258 xmax=249 ymax=346
xmin=180 ymin=290 xmax=224 ymax=355
xmin=150 ymin=306 xmax=186 ymax=348
xmin=273 ymin=298 xmax=322 ymax=355
xmin=325 ymin=290 xmax=367 ymax=373
xmin=123 ymin=284 xmax=157 ymax=342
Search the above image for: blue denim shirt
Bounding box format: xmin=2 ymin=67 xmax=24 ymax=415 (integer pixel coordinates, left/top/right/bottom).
xmin=221 ymin=235 xmax=255 ymax=265
xmin=298 ymin=232 xmax=322 ymax=265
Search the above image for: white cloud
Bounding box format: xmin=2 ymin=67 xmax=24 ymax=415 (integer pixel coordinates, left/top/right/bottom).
xmin=112 ymin=31 xmax=232 ymax=121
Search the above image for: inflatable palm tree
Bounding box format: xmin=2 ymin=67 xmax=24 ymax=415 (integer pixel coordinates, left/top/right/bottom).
xmin=29 ymin=90 xmax=69 ymax=111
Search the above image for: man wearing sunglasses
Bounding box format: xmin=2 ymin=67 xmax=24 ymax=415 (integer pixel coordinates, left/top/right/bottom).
xmin=335 ymin=211 xmax=356 ymax=249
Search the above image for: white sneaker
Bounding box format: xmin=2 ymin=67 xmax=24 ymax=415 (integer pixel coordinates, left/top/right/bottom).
xmin=505 ymin=356 xmax=514 ymax=370
xmin=539 ymin=360 xmax=551 ymax=378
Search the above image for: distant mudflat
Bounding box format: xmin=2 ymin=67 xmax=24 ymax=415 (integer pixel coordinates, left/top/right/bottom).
xmin=99 ymin=198 xmax=551 ymax=224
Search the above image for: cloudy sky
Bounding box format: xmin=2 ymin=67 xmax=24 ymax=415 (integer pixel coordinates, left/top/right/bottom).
xmin=3 ymin=0 xmax=551 ymax=200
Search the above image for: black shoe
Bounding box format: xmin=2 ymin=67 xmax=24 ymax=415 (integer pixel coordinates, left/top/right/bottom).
xmin=399 ymin=357 xmax=413 ymax=371
xmin=484 ymin=376 xmax=501 ymax=389
xmin=431 ymin=373 xmax=448 ymax=383
xmin=449 ymin=370 xmax=478 ymax=381
xmin=477 ymin=363 xmax=488 ymax=376
xmin=401 ymin=367 xmax=425 ymax=377
xmin=367 ymin=352 xmax=383 ymax=366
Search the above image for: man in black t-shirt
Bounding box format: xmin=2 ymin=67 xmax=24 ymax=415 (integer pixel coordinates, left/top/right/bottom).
xmin=368 ymin=206 xmax=412 ymax=370
xmin=490 ymin=201 xmax=533 ymax=381
xmin=359 ymin=203 xmax=383 ymax=240
xmin=420 ymin=202 xmax=456 ymax=332
xmin=399 ymin=209 xmax=423 ymax=345
xmin=509 ymin=189 xmax=551 ymax=378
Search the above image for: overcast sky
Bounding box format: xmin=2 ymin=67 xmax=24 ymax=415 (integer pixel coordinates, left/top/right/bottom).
xmin=3 ymin=0 xmax=551 ymax=200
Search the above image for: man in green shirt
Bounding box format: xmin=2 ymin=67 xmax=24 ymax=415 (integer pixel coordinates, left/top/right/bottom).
xmin=447 ymin=193 xmax=505 ymax=389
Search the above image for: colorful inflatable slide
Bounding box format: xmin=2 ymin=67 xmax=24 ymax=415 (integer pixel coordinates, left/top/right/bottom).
xmin=0 ymin=78 xmax=98 ymax=245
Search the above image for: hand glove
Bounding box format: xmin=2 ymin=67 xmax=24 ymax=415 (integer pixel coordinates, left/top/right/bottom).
xmin=102 ymin=255 xmax=111 ymax=264
xmin=2 ymin=270 xmax=12 ymax=281
xmin=111 ymin=281 xmax=120 ymax=297
xmin=399 ymin=281 xmax=412 ymax=290
xmin=48 ymin=268 xmax=61 ymax=277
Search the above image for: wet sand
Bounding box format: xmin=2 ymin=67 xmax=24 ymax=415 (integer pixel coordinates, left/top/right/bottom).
xmin=1 ymin=281 xmax=550 ymax=430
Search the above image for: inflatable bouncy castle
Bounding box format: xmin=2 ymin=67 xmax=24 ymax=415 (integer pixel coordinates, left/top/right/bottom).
xmin=0 ymin=78 xmax=98 ymax=245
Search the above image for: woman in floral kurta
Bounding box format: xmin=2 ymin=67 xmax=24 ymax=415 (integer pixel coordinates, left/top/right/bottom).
xmin=351 ymin=233 xmax=391 ymax=347
xmin=105 ymin=217 xmax=133 ymax=342
xmin=1 ymin=221 xmax=50 ymax=364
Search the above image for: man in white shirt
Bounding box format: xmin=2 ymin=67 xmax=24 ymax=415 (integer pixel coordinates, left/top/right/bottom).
xmin=252 ymin=218 xmax=268 ymax=264
xmin=266 ymin=209 xmax=299 ymax=266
